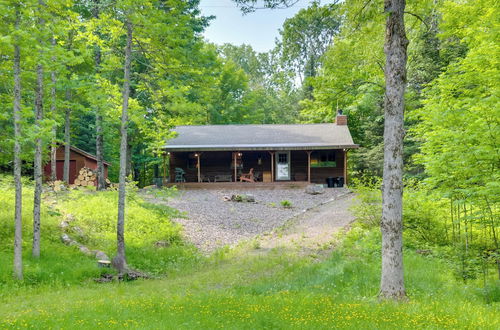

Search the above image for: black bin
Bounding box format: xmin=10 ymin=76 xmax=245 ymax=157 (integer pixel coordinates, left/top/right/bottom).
xmin=338 ymin=176 xmax=344 ymax=187
xmin=326 ymin=177 xmax=335 ymax=188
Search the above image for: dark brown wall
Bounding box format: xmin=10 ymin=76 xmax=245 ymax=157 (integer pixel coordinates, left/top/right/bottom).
xmin=309 ymin=150 xmax=344 ymax=184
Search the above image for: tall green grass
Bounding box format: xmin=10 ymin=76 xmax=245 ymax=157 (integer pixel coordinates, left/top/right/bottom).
xmin=0 ymin=233 xmax=498 ymax=329
xmin=0 ymin=175 xmax=498 ymax=328
xmin=0 ymin=176 xmax=100 ymax=288
xmin=0 ymin=175 xmax=198 ymax=289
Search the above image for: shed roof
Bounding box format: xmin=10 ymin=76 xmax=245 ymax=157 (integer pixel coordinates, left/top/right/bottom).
xmin=69 ymin=145 xmax=110 ymax=166
xmin=163 ymin=123 xmax=358 ymax=152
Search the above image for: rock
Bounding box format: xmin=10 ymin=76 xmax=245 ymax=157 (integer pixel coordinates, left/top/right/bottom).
xmin=231 ymin=194 xmax=255 ymax=203
xmin=59 ymin=221 xmax=70 ymax=230
xmin=416 ymin=249 xmax=432 ymax=255
xmin=222 ymin=195 xmax=231 ymax=202
xmin=64 ymin=214 xmax=75 ymax=222
xmin=95 ymin=250 xmax=110 ymax=261
xmin=71 ymin=226 xmax=86 ymax=239
xmin=79 ymin=245 xmax=92 ymax=256
xmin=60 ymin=234 xmax=72 ymax=245
xmin=305 ymin=185 xmax=325 ymax=195
xmin=154 ymin=240 xmax=170 ymax=248
xmin=94 ymin=273 xmax=114 ymax=282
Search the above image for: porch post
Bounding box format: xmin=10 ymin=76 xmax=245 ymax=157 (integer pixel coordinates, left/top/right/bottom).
xmin=306 ymin=151 xmax=312 ymax=183
xmin=268 ymin=151 xmax=274 ymax=182
xmin=162 ymin=152 xmax=167 ymax=185
xmin=233 ymin=152 xmax=237 ymax=182
xmin=343 ymin=149 xmax=348 ymax=187
xmin=196 ymin=153 xmax=201 ymax=183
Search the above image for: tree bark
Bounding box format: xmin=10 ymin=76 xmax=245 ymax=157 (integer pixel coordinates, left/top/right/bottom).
xmin=32 ymin=0 xmax=46 ymax=259
xmin=63 ymin=89 xmax=71 ymax=184
xmin=93 ymin=0 xmax=106 ymax=191
xmin=13 ymin=8 xmax=23 ymax=280
xmin=116 ymin=19 xmax=133 ymax=273
xmin=380 ymin=0 xmax=408 ymax=300
xmin=50 ymin=37 xmax=57 ymax=182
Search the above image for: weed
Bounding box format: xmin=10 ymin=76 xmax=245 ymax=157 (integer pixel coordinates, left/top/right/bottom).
xmin=280 ymin=200 xmax=292 ymax=208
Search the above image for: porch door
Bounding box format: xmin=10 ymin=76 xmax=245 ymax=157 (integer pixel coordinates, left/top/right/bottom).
xmin=276 ymin=151 xmax=290 ymax=180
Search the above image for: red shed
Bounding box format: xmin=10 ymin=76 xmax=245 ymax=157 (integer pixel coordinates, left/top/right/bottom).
xmin=43 ymin=145 xmax=109 ymax=184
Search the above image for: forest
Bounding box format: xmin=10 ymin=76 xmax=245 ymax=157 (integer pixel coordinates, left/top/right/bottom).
xmin=0 ymin=0 xmax=498 ymax=328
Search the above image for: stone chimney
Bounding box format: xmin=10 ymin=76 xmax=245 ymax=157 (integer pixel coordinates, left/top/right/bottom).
xmin=336 ymin=109 xmax=347 ymax=125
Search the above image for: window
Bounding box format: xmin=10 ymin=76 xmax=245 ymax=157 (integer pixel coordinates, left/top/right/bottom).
xmin=311 ymin=151 xmax=336 ymax=167
xmin=278 ymin=153 xmax=288 ymax=163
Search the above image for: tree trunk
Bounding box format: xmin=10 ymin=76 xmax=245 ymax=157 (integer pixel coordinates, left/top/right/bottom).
xmin=50 ymin=37 xmax=57 ymax=182
xmin=379 ymin=0 xmax=408 ymax=300
xmin=93 ymin=0 xmax=106 ymax=191
xmin=13 ymin=8 xmax=23 ymax=280
xmin=63 ymin=89 xmax=71 ymax=184
xmin=32 ymin=0 xmax=46 ymax=259
xmin=116 ymin=19 xmax=133 ymax=273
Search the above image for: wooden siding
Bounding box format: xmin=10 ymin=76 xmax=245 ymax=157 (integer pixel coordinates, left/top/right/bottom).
xmin=43 ymin=146 xmax=108 ymax=184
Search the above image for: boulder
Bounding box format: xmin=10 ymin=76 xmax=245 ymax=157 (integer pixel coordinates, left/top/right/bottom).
xmin=231 ymin=194 xmax=255 ymax=203
xmin=154 ymin=240 xmax=170 ymax=248
xmin=95 ymin=250 xmax=110 ymax=261
xmin=79 ymin=245 xmax=92 ymax=256
xmin=305 ymin=184 xmax=325 ymax=195
xmin=60 ymin=234 xmax=73 ymax=245
xmin=71 ymin=226 xmax=86 ymax=239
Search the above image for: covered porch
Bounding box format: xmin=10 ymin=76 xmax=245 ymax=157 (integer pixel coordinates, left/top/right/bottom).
xmin=165 ymin=149 xmax=349 ymax=187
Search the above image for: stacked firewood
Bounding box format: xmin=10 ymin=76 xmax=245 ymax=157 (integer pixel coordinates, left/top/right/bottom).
xmin=74 ymin=167 xmax=97 ymax=187
xmin=49 ymin=180 xmax=67 ymax=192
xmin=107 ymin=178 xmax=119 ymax=191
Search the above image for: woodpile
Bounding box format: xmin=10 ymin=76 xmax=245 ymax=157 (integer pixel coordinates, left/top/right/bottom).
xmin=74 ymin=167 xmax=97 ymax=187
xmin=106 ymin=178 xmax=119 ymax=191
xmin=48 ymin=167 xmax=117 ymax=190
xmin=48 ymin=180 xmax=67 ymax=192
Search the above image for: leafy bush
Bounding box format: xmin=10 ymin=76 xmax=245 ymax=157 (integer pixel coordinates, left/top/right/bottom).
xmin=280 ymin=200 xmax=292 ymax=208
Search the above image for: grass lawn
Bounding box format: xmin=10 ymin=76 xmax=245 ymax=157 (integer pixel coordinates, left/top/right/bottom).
xmin=0 ymin=176 xmax=498 ymax=329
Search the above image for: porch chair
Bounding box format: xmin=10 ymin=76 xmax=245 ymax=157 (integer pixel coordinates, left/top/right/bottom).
xmin=240 ymin=168 xmax=255 ymax=183
xmin=174 ymin=167 xmax=186 ymax=183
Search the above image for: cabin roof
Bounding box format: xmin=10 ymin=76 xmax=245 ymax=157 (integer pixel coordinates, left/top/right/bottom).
xmin=163 ymin=123 xmax=359 ymax=152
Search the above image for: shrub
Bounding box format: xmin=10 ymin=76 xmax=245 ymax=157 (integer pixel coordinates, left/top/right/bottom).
xmin=280 ymin=200 xmax=292 ymax=208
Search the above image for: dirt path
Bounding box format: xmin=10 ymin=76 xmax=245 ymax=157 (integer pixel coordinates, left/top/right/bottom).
xmin=256 ymin=192 xmax=356 ymax=255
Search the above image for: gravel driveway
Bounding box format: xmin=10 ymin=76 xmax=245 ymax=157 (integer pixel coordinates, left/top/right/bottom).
xmin=143 ymin=187 xmax=349 ymax=252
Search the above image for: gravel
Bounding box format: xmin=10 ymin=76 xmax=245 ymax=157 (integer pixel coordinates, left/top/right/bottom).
xmin=145 ymin=187 xmax=349 ymax=252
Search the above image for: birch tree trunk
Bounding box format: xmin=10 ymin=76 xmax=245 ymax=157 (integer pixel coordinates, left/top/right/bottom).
xmin=50 ymin=37 xmax=57 ymax=182
xmin=115 ymin=19 xmax=133 ymax=273
xmin=32 ymin=0 xmax=46 ymax=258
xmin=13 ymin=8 xmax=23 ymax=280
xmin=93 ymin=0 xmax=106 ymax=191
xmin=380 ymin=0 xmax=408 ymax=300
xmin=63 ymin=89 xmax=71 ymax=184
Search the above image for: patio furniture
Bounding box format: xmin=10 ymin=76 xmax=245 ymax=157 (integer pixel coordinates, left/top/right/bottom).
xmin=240 ymin=168 xmax=255 ymax=183
xmin=201 ymin=174 xmax=212 ymax=182
xmin=174 ymin=168 xmax=186 ymax=183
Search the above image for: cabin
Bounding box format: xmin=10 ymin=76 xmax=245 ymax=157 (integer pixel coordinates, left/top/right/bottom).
xmin=43 ymin=145 xmax=109 ymax=184
xmin=162 ymin=112 xmax=358 ymax=187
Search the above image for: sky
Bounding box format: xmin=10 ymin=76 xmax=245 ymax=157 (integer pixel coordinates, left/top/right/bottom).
xmin=199 ymin=0 xmax=326 ymax=53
